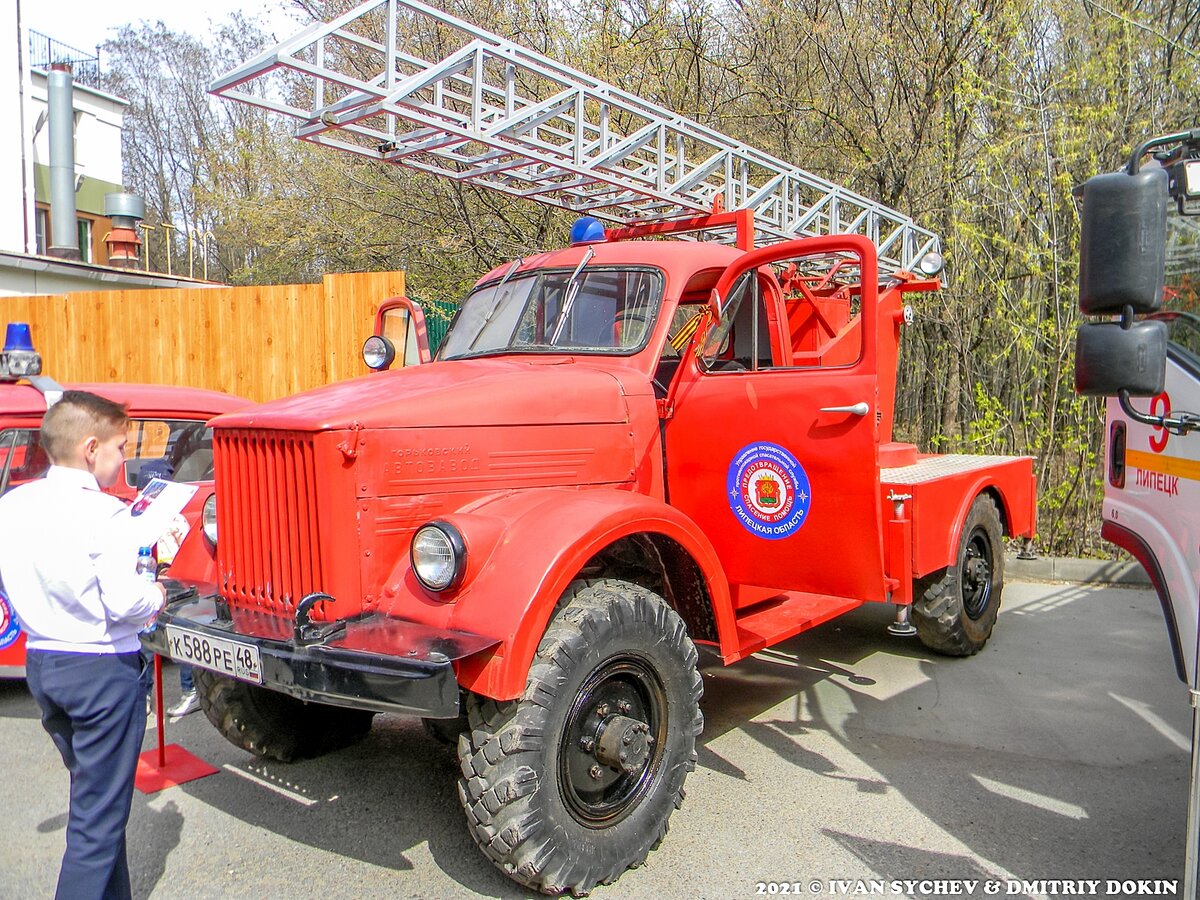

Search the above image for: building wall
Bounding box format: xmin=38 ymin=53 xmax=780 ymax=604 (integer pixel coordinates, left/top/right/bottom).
xmin=28 ymin=68 xmax=128 ymax=204
xmin=2 ymin=4 xmax=130 ymax=260
xmin=0 ymin=3 xmax=35 ymax=255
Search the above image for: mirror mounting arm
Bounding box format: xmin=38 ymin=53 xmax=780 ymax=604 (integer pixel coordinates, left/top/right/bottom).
xmin=1127 ymin=128 xmax=1200 ymax=174
xmin=1114 ymin=305 xmax=1200 ymax=435
xmin=1118 ymin=390 xmax=1200 ymax=436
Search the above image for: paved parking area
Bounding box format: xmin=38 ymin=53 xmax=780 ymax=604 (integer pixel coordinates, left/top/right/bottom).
xmin=1 ymin=581 xmax=1190 ymax=899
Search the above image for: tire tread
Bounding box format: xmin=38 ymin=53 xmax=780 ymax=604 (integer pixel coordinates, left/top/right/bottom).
xmin=456 ymin=578 xmax=702 ymax=896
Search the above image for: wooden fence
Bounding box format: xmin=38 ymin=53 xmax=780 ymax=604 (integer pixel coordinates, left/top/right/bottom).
xmin=2 ymin=271 xmax=406 ymax=403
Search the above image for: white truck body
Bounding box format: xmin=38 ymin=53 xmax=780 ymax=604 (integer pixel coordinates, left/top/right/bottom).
xmin=1104 ymin=319 xmax=1200 ymax=683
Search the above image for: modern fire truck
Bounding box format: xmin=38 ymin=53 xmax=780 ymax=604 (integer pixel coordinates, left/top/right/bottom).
xmin=142 ymin=1 xmax=1037 ymax=894
xmin=0 ymin=323 xmax=246 ymax=676
xmin=1074 ymin=128 xmax=1200 ymax=899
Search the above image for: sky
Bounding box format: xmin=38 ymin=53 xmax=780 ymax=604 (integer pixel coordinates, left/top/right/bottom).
xmin=22 ymin=0 xmax=310 ymax=57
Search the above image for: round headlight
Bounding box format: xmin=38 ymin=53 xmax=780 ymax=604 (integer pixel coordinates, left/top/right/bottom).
xmin=202 ymin=493 xmax=218 ymax=545
xmin=362 ymin=335 xmax=397 ymax=371
xmin=411 ymin=521 xmax=466 ymax=592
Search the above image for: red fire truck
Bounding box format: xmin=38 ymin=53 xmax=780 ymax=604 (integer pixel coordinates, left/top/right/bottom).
xmin=145 ymin=2 xmax=1038 ymax=893
xmin=0 ymin=325 xmax=247 ymax=676
xmin=148 ymin=216 xmax=1036 ymax=894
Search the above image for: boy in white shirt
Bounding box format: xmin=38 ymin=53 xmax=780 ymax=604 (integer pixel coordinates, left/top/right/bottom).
xmin=0 ymin=391 xmax=165 ymax=900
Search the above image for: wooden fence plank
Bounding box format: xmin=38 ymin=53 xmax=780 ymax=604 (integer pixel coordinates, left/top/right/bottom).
xmin=1 ymin=272 xmax=405 ymax=403
xmin=323 ymin=271 xmax=407 ymax=384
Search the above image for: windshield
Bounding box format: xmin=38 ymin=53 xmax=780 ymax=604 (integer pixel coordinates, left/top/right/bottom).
xmin=439 ymin=266 xmax=664 ymax=360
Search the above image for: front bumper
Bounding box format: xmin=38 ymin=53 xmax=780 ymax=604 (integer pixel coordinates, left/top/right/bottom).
xmin=141 ymin=581 xmax=499 ymax=717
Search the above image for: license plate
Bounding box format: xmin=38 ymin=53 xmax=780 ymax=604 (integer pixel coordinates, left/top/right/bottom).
xmin=165 ymin=625 xmax=263 ymax=684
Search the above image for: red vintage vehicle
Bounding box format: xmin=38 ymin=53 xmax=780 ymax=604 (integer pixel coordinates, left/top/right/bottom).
xmin=162 ymin=3 xmax=1037 ymax=889
xmin=0 ymin=333 xmax=247 ymax=676
xmin=147 ymin=213 xmax=1037 ymax=894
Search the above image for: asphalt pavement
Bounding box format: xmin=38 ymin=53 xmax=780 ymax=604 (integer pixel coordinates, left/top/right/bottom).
xmin=1 ymin=580 xmax=1190 ymax=899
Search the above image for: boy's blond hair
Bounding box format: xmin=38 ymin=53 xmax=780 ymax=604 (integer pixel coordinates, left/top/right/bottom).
xmin=40 ymin=391 xmax=129 ymax=464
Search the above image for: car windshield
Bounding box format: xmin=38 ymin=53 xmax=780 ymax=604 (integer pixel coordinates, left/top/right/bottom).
xmin=439 ymin=266 xmax=663 ymax=360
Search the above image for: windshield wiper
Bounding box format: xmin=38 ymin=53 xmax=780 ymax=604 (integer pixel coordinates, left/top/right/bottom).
xmin=465 ymin=258 xmax=524 ymax=353
xmin=549 ymin=248 xmax=595 ymax=345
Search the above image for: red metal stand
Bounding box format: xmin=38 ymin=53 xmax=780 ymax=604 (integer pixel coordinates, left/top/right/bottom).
xmin=134 ymin=653 xmax=218 ymax=793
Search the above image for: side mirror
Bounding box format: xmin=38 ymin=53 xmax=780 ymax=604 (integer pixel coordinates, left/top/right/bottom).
xmin=1074 ymin=319 xmax=1166 ymax=397
xmin=372 ymin=296 xmax=433 ymax=366
xmin=1078 ymin=167 xmax=1168 ymax=315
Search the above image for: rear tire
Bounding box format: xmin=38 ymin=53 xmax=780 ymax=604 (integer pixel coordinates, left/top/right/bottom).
xmin=456 ymin=579 xmax=703 ymax=896
xmin=912 ymin=494 xmax=1004 ymax=657
xmin=193 ymin=668 xmax=375 ymax=762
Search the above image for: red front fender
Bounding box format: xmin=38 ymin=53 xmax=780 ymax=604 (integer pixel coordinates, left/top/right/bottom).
xmin=422 ymin=487 xmax=732 ymax=700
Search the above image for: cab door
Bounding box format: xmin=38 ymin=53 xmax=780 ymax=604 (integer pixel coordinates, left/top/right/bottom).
xmin=664 ymin=235 xmax=886 ymax=603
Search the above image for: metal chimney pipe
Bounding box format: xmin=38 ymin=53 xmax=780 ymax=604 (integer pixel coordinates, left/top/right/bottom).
xmin=104 ymin=193 xmax=145 ymax=267
xmin=47 ymin=64 xmax=80 ymax=260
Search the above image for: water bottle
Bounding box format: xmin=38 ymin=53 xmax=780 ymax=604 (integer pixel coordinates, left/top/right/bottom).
xmin=137 ymin=546 xmax=158 ymax=634
xmin=136 ymin=546 xmax=156 ymax=582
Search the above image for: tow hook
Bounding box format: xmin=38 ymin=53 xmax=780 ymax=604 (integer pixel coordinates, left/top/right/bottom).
xmin=294 ymin=592 xmax=348 ymax=646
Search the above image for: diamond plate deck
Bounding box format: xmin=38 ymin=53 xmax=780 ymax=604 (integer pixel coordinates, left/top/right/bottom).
xmin=880 ymin=454 xmax=1027 ymax=485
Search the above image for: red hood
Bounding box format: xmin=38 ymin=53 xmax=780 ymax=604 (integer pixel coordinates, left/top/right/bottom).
xmin=210 ymin=358 xmax=633 ymax=431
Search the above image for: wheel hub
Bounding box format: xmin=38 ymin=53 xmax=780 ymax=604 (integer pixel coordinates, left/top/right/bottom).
xmin=595 ymin=714 xmax=653 ymax=773
xmin=962 ymin=529 xmax=994 ymax=619
xmin=558 ymin=657 xmax=666 ymax=826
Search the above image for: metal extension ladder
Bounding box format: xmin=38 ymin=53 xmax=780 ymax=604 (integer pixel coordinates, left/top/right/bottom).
xmin=211 ymin=0 xmax=940 ymax=271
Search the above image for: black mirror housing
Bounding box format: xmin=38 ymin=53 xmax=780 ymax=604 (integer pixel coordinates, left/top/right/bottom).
xmin=1078 ymin=167 xmax=1168 ymax=315
xmin=1075 ymin=319 xmax=1167 ymax=396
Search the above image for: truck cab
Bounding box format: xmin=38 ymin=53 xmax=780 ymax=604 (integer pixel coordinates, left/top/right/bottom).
xmin=1074 ymin=129 xmax=1200 ymax=685
xmin=148 ymin=214 xmax=1036 ymax=895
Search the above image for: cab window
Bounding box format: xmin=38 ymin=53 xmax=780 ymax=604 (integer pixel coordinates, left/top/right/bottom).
xmin=123 ymin=419 xmax=214 ymax=487
xmin=1162 ymin=215 xmax=1200 ymax=372
xmin=0 ymin=429 xmax=48 ymax=495
xmin=700 ymin=251 xmax=865 ymax=372
xmin=440 ymin=266 xmax=663 ymax=358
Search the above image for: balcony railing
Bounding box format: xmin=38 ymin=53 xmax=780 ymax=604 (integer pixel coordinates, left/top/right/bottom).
xmin=28 ymin=30 xmax=102 ymax=89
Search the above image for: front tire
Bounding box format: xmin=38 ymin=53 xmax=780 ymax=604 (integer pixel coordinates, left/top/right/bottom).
xmin=456 ymin=579 xmax=703 ymax=896
xmin=912 ymin=494 xmax=1004 ymax=656
xmin=194 ymin=669 xmax=376 ymax=762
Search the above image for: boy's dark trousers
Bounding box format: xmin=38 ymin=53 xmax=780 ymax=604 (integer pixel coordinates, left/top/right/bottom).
xmin=26 ymin=649 xmax=147 ymax=900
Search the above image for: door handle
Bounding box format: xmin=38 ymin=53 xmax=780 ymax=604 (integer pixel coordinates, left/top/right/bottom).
xmin=819 ymin=402 xmax=870 ymax=416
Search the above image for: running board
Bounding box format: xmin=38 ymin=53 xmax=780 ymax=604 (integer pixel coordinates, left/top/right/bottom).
xmin=725 ymin=592 xmax=863 ymax=663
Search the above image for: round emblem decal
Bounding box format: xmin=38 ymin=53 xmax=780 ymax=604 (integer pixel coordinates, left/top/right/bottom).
xmin=727 ymin=442 xmax=812 ymax=540
xmin=0 ymin=590 xmax=21 ymax=650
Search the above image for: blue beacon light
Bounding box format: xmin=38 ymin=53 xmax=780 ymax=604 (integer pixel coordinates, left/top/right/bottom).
xmin=569 ymin=216 xmax=607 ymax=246
xmin=1 ymin=322 xmax=43 ymax=381
xmin=3 ymin=323 xmax=34 ymax=352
